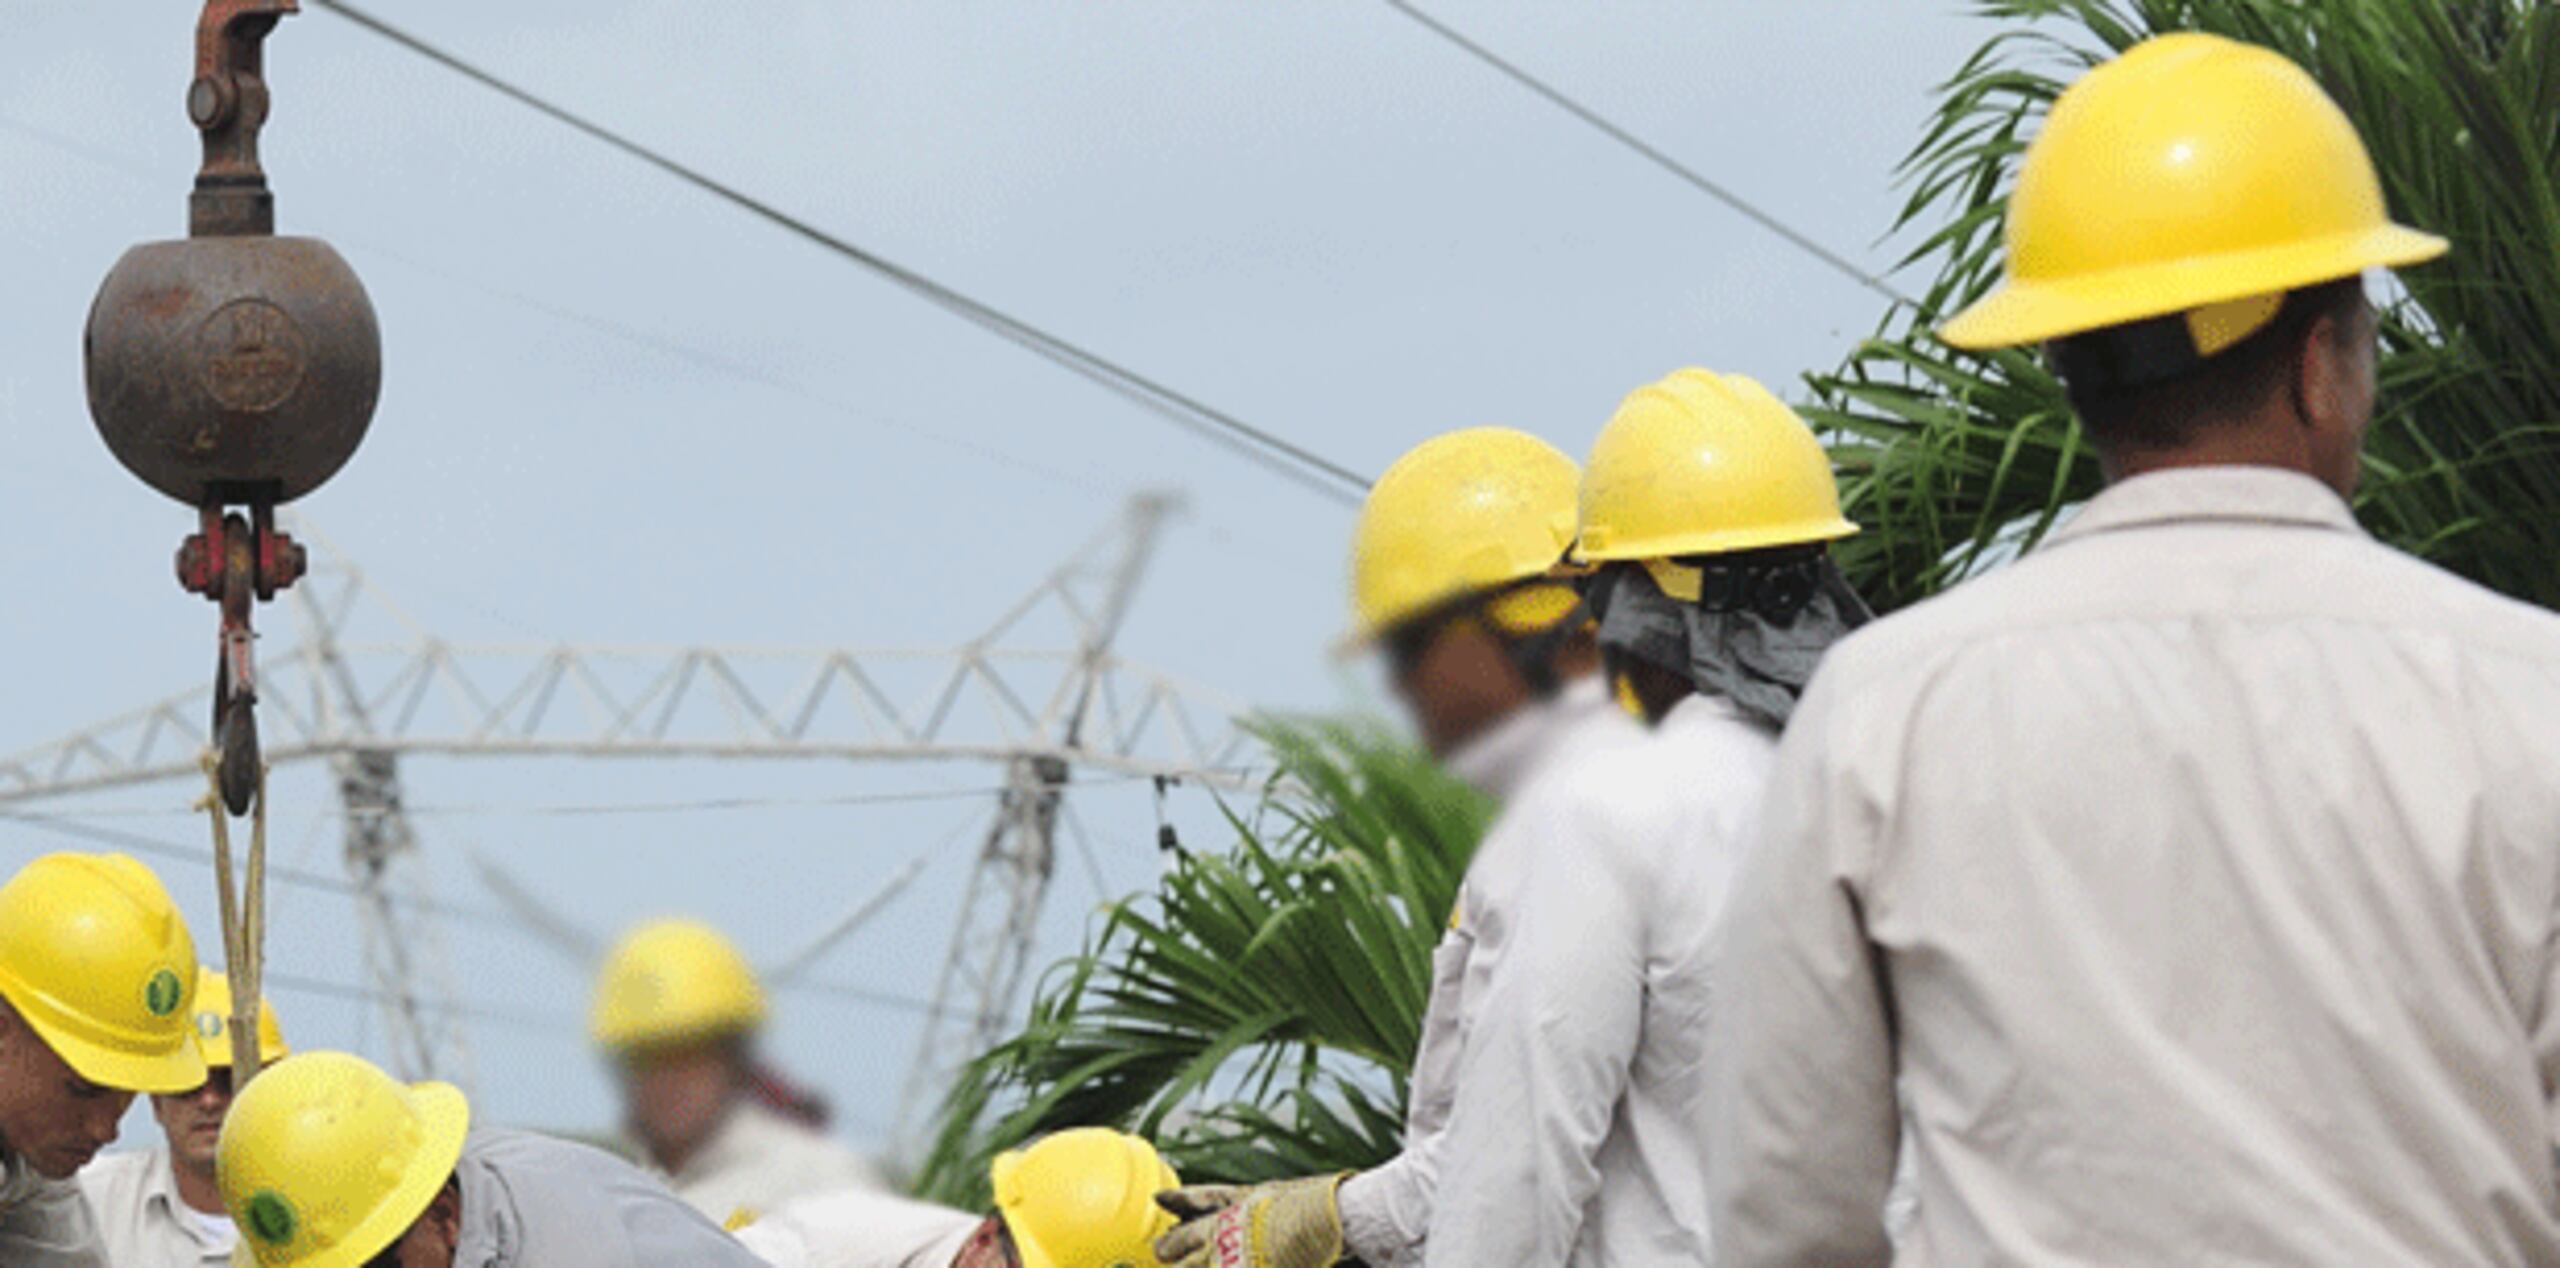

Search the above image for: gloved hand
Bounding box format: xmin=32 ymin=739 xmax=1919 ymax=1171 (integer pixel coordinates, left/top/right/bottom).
xmin=1153 ymin=1174 xmax=1351 ymax=1268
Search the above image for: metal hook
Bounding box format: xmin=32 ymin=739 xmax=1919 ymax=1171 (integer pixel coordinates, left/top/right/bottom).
xmin=190 ymin=0 xmax=299 ymax=238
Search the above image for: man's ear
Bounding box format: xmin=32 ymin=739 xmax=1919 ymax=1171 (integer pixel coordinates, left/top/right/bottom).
xmin=426 ymin=1178 xmax=463 ymax=1239
xmin=2292 ymin=309 xmax=2351 ymax=433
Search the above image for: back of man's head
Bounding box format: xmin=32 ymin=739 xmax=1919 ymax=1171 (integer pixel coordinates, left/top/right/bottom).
xmin=2053 ymin=277 xmax=2368 ymax=457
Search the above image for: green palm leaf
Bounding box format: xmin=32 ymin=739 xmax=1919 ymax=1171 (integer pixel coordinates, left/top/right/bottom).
xmin=914 ymin=716 xmax=1489 ymax=1206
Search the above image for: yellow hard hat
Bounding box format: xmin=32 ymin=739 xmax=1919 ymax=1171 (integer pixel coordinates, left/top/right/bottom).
xmin=1345 ymin=427 xmax=1580 ymax=647
xmin=589 ymin=919 xmax=767 ymax=1052
xmin=991 ymin=1127 xmax=1180 ymax=1268
xmin=0 ymin=852 xmax=206 ymax=1094
xmin=190 ymin=968 xmax=288 ymax=1072
xmin=1573 ymin=369 xmax=1856 ymax=564
xmin=219 ymin=1051 xmax=470 ymax=1268
xmin=1939 ymin=32 xmax=2446 ymax=351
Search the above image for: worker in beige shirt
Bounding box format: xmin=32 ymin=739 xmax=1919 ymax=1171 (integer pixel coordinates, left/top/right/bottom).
xmin=1705 ymin=32 xmax=2560 ymax=1266
xmin=79 ymin=969 xmax=287 ymax=1266
xmin=589 ymin=918 xmax=886 ymax=1227
xmin=0 ymin=852 xmax=209 ymax=1268
xmin=1157 ymin=427 xmax=1641 ymax=1268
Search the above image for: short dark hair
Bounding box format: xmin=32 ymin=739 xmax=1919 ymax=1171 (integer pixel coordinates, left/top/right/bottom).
xmin=2051 ymin=276 xmax=2368 ymax=453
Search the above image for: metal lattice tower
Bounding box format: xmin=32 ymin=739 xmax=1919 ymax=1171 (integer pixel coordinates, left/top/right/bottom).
xmin=893 ymin=493 xmax=1174 ymax=1143
xmin=0 ymin=496 xmax=1248 ymax=1104
xmin=295 ymin=579 xmax=475 ymax=1085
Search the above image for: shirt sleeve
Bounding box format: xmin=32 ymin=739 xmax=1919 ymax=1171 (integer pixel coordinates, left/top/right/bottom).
xmin=1339 ymin=1141 xmax=1433 ymax=1266
xmin=1704 ymin=669 xmax=1899 ymax=1267
xmin=0 ymin=1177 xmax=109 ymax=1268
xmin=2541 ymin=894 xmax=2560 ymax=1159
xmin=1340 ymin=914 xmax=1481 ymax=1267
xmin=1417 ymin=786 xmax=1644 ymax=1265
xmin=616 ymin=1175 xmax=774 ymax=1265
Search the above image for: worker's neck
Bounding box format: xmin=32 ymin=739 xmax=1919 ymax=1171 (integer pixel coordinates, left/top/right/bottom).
xmin=651 ymin=1107 xmax=737 ymax=1178
xmin=171 ymin=1155 xmax=224 ymax=1216
xmin=2098 ymin=414 xmax=2316 ymax=486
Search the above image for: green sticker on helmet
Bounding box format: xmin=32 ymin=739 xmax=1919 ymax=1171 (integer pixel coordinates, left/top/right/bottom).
xmin=143 ymin=968 xmax=184 ymax=1018
xmin=245 ymin=1191 xmax=298 ymax=1246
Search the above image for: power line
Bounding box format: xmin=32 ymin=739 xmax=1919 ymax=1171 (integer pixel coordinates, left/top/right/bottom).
xmin=1381 ymin=0 xmax=1915 ymax=308
xmin=0 ymin=808 xmax=527 ymax=938
xmin=261 ymin=968 xmax=581 ymax=1036
xmin=0 ymin=809 xmax=982 ymax=1024
xmin=784 ymin=976 xmax=972 ymax=1023
xmin=17 ymin=771 xmax=1242 ymax=821
xmin=0 ymin=113 xmax=1114 ymax=506
xmin=308 ymin=0 xmax=1372 ymax=506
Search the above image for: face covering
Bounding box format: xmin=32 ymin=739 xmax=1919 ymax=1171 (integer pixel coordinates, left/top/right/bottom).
xmin=1592 ymin=560 xmax=1873 ymax=728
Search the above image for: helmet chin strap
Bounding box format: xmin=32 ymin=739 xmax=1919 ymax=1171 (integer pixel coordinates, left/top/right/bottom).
xmin=1492 ymin=593 xmax=1594 ymax=700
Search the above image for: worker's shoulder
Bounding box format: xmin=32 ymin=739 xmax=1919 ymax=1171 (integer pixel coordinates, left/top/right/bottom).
xmin=731 ymin=1103 xmax=869 ymax=1165
xmin=71 ymin=1149 xmax=156 ymax=1204
xmin=467 ymin=1126 xmax=643 ymax=1181
xmin=1822 ymin=528 xmax=2560 ymax=689
xmin=2343 ymin=534 xmax=2560 ymax=663
xmin=1513 ymin=699 xmax=1772 ymax=843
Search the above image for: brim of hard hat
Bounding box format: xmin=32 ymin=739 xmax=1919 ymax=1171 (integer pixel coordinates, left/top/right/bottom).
xmin=204 ymin=1036 xmax=289 ymax=1071
xmin=8 ymin=992 xmax=208 ymax=1094
xmin=1572 ymin=516 xmax=1859 ymax=565
xmin=1937 ymin=221 xmax=2449 ymax=351
xmin=232 ymin=1082 xmax=470 ymax=1268
xmin=1329 ymin=570 xmax=1587 ymax=659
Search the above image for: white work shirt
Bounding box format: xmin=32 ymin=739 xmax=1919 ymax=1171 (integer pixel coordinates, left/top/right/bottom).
xmin=1338 ymin=675 xmax=1651 ymax=1266
xmin=0 ymin=1147 xmax=105 ymax=1268
xmin=657 ymin=1102 xmax=890 ymax=1227
xmin=77 ymin=1148 xmax=234 ymax=1266
xmin=1425 ymin=692 xmax=1772 ymax=1265
xmin=1707 ymin=466 xmax=2560 ymax=1266
xmin=450 ymin=1128 xmax=769 ymax=1266
xmin=730 ymin=1187 xmax=981 ymax=1268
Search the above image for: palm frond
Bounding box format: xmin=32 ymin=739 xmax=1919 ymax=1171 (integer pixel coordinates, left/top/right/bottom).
xmin=913 ymin=716 xmax=1488 ymax=1206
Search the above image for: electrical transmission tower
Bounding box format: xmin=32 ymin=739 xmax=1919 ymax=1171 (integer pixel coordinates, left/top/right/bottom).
xmin=0 ymin=497 xmax=1249 ymax=1108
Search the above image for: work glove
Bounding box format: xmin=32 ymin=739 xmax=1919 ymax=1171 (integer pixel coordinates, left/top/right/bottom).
xmin=1154 ymin=1173 xmax=1352 ymax=1268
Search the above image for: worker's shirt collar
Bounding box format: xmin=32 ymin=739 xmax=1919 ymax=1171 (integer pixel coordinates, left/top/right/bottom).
xmin=450 ymin=1143 xmax=519 ymax=1266
xmin=1443 ymin=674 xmax=1614 ymax=803
xmin=2042 ymin=464 xmax=2363 ymax=551
xmin=673 ymin=1101 xmax=767 ymax=1185
xmin=138 ymin=1149 xmax=188 ymax=1223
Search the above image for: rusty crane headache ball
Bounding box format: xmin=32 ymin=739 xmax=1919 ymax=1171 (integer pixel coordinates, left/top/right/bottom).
xmin=83 ymin=0 xmax=380 ymax=510
xmin=84 ymin=236 xmax=379 ymax=506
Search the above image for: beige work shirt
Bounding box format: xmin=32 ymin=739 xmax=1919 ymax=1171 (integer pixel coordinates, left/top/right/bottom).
xmin=658 ymin=1102 xmax=890 ymax=1228
xmin=1337 ymin=677 xmax=1651 ymax=1266
xmin=1707 ymin=466 xmax=2560 ymax=1265
xmin=77 ymin=1148 xmax=233 ymax=1266
xmin=1424 ymin=692 xmax=1773 ymax=1264
xmin=0 ymin=1146 xmax=106 ymax=1267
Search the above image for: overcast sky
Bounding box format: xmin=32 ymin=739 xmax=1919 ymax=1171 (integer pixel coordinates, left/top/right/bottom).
xmin=1 ymin=2 xmax=1992 ymax=1160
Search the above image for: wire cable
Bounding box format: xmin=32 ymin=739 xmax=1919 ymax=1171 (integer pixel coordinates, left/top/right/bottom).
xmin=261 ymin=968 xmax=582 ymax=1036
xmin=309 ymin=0 xmax=1372 ymax=505
xmin=21 ymin=772 xmax=1220 ymax=822
xmin=1381 ymin=0 xmax=1915 ymax=307
xmin=0 ymin=113 xmax=1114 ymax=505
xmin=0 ymin=808 xmax=527 ymax=937
xmin=0 ymin=809 xmax=965 ymax=1022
